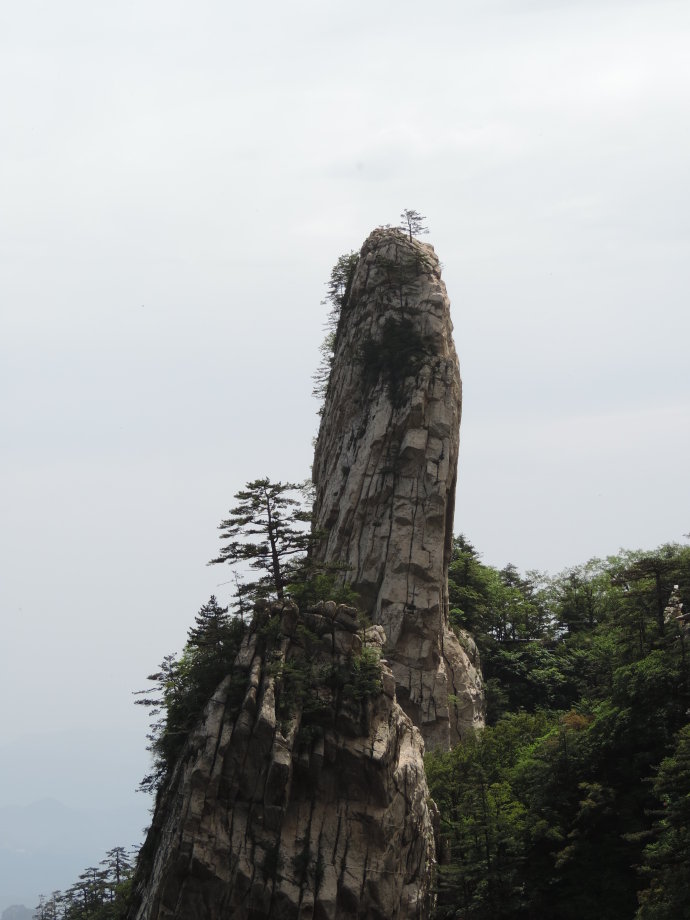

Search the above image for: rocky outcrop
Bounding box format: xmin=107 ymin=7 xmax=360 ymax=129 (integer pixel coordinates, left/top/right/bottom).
xmin=313 ymin=228 xmax=483 ymax=749
xmin=129 ymin=227 xmax=484 ymax=919
xmin=130 ymin=602 xmax=436 ymax=920
xmin=664 ymin=585 xmax=689 ymax=634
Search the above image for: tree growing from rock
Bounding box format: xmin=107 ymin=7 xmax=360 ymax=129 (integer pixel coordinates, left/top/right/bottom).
xmin=209 ymin=478 xmax=312 ymax=600
xmin=312 ymin=250 xmax=359 ymax=406
xmin=400 ymin=208 xmax=429 ymax=240
xmin=187 ymin=594 xmax=235 ymax=652
xmin=134 ymin=596 xmax=248 ymax=793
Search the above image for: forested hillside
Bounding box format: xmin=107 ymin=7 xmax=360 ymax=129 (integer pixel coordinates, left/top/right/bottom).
xmin=428 ymin=537 xmax=690 ymax=919
xmin=33 ymin=537 xmax=689 ymax=920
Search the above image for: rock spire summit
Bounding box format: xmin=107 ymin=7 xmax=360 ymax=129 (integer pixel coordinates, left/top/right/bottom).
xmin=313 ymin=227 xmax=483 ymax=748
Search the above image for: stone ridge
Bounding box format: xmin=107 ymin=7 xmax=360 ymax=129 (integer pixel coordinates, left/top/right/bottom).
xmin=129 ymin=601 xmax=436 ymax=920
xmin=312 ymin=227 xmax=484 ymax=749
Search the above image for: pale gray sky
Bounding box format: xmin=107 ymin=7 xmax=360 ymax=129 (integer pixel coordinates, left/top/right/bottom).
xmin=2 ymin=0 xmax=689 ymax=904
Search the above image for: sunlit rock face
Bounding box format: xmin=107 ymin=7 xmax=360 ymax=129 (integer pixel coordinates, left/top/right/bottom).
xmin=313 ymin=228 xmax=484 ymax=749
xmin=129 ymin=602 xmax=436 ymax=920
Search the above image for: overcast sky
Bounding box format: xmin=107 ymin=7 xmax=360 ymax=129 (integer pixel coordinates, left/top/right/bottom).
xmin=2 ymin=0 xmax=689 ymax=898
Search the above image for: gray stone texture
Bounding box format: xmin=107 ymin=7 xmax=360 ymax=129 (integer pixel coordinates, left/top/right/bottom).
xmin=313 ymin=228 xmax=484 ymax=749
xmin=129 ymin=228 xmax=485 ymax=920
xmin=130 ymin=602 xmax=436 ymax=920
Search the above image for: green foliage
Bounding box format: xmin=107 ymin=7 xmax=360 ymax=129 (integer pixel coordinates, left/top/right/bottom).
xmin=313 ymin=250 xmax=359 ymax=406
xmin=636 ymin=724 xmax=690 ymax=918
xmin=209 ymin=478 xmax=313 ymax=601
xmin=448 ymin=536 xmax=558 ymax=723
xmin=273 ymin=634 xmax=382 ymax=730
xmin=134 ymin=595 xmax=246 ymax=793
xmin=287 ymin=571 xmax=360 ymax=608
xmin=34 ymin=847 xmax=136 ymax=920
xmin=426 ymin=713 xmax=552 ymax=919
xmin=342 ymin=645 xmax=382 ymax=701
xmin=315 ymin=227 xmax=437 ymax=411
xmin=400 ymin=208 xmax=429 ymax=240
xmin=360 ymin=316 xmax=432 ymax=403
xmin=433 ymin=536 xmax=690 ymax=919
xmin=131 ymin=480 xmax=690 ymax=920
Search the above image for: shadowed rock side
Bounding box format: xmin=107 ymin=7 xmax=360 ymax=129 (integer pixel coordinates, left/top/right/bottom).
xmin=312 ymin=228 xmax=484 ymax=749
xmin=129 ymin=602 xmax=436 ymax=920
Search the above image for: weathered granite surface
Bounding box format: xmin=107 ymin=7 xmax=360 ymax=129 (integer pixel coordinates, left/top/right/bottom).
xmin=130 ymin=602 xmax=436 ymax=920
xmin=312 ymin=228 xmax=484 ymax=749
xmin=129 ymin=228 xmax=484 ymax=920
xmin=664 ymin=585 xmax=689 ymax=634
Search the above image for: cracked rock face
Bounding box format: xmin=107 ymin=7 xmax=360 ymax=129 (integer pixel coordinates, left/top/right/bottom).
xmin=313 ymin=228 xmax=484 ymax=749
xmin=130 ymin=602 xmax=436 ymax=920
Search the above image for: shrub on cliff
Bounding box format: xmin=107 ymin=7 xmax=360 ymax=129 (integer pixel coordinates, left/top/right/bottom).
xmin=313 ymin=250 xmax=359 ymax=408
xmin=134 ymin=596 xmax=246 ymax=793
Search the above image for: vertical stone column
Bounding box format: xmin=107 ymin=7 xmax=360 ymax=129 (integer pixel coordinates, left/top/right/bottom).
xmin=312 ymin=228 xmax=483 ymax=748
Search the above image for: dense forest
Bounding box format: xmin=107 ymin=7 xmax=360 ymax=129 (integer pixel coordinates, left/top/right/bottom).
xmin=428 ymin=536 xmax=690 ymax=919
xmin=33 ymin=528 xmax=690 ymax=920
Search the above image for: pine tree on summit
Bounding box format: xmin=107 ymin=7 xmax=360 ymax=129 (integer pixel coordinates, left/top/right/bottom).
xmin=209 ymin=478 xmax=312 ymax=600
xmin=400 ymin=208 xmax=429 ymax=240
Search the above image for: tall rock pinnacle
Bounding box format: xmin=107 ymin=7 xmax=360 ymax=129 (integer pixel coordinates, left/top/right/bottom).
xmin=313 ymin=227 xmax=483 ymax=749
xmin=126 ymin=227 xmax=482 ymax=920
xmin=129 ymin=603 xmax=436 ymax=920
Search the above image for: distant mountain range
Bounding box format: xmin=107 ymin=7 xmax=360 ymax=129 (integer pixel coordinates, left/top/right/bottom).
xmin=1 ymin=905 xmax=32 ymax=920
